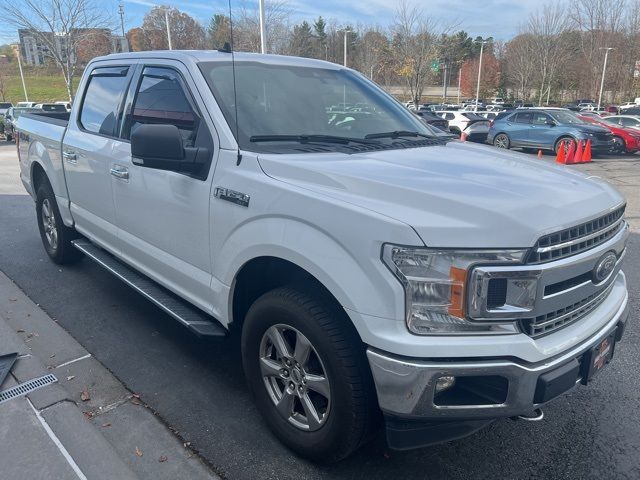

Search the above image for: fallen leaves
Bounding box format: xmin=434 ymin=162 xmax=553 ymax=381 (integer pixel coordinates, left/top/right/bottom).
xmin=80 ymin=387 xmax=90 ymax=402
xmin=101 ymin=423 xmax=111 ymax=428
xmin=135 ymin=446 xmax=143 ymax=457
xmin=158 ymin=455 xmax=168 ymax=463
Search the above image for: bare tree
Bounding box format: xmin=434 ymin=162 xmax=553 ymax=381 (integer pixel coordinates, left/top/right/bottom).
xmin=392 ymin=0 xmax=440 ymax=105
xmin=0 ymin=70 xmax=7 ymax=102
xmin=234 ymin=0 xmax=291 ymax=54
xmin=526 ymin=2 xmax=572 ymax=105
xmin=141 ymin=7 xmax=206 ymax=51
xmin=1 ymin=0 xmax=112 ymax=101
xmin=504 ymin=34 xmax=538 ymax=100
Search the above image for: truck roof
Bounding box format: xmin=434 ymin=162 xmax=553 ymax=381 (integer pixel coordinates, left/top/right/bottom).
xmin=92 ymin=50 xmax=342 ymax=70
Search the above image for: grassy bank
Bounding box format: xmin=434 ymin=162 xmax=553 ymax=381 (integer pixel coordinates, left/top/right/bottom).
xmin=1 ymin=64 xmax=78 ymax=103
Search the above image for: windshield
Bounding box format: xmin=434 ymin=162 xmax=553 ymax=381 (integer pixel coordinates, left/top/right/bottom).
xmin=198 ymin=61 xmax=432 ymax=151
xmin=549 ymin=110 xmax=586 ymax=125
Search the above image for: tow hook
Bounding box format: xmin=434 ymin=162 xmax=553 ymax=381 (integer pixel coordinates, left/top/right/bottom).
xmin=510 ymin=408 xmax=544 ymax=422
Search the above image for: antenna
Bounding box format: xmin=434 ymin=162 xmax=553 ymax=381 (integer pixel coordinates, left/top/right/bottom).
xmin=227 ymin=0 xmax=242 ymax=166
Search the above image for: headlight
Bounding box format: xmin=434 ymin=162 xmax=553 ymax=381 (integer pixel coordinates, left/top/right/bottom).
xmin=382 ymin=245 xmax=527 ymax=335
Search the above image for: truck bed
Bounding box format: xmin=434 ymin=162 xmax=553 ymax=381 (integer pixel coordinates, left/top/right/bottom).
xmin=21 ymin=111 xmax=70 ymax=127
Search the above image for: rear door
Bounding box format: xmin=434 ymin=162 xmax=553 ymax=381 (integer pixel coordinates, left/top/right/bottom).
xmin=505 ymin=112 xmax=532 ymax=146
xmin=62 ymin=65 xmax=133 ymax=253
xmin=110 ymin=62 xmax=217 ymax=312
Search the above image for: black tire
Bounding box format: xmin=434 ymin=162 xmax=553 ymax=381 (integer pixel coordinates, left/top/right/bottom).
xmin=241 ymin=287 xmax=379 ymax=462
xmin=493 ymin=133 xmax=510 ymax=149
xmin=5 ymin=133 xmax=12 ymax=142
xmin=612 ymin=136 xmax=625 ymax=154
xmin=36 ymin=181 xmax=82 ymax=264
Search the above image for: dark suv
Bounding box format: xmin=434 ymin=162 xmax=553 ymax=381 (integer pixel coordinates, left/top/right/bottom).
xmin=487 ymin=108 xmax=615 ymax=154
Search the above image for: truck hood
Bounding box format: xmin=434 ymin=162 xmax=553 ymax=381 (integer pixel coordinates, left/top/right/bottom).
xmin=257 ymin=141 xmax=624 ymax=248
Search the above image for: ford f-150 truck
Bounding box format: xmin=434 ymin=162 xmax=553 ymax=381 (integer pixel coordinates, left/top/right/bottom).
xmin=16 ymin=51 xmax=630 ymax=462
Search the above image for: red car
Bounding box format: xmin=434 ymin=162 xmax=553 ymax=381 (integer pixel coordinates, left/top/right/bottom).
xmin=578 ymin=114 xmax=640 ymax=153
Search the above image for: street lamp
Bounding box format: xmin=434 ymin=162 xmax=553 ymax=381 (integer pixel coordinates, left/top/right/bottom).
xmin=258 ymin=0 xmax=266 ymax=54
xmin=340 ymin=28 xmax=352 ymax=67
xmin=13 ymin=44 xmax=28 ymax=102
xmin=597 ymin=47 xmax=615 ymax=110
xmin=118 ymin=3 xmax=125 ymax=37
xmin=474 ymin=38 xmax=490 ymax=108
xmin=164 ymin=7 xmax=173 ymax=50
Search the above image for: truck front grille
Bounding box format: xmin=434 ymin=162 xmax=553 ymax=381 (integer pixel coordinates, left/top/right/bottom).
xmin=527 ymin=206 xmax=625 ymax=264
xmin=520 ymin=283 xmax=614 ymax=338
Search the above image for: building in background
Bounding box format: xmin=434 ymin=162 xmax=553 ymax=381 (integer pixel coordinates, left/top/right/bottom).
xmin=18 ymin=29 xmax=129 ymax=66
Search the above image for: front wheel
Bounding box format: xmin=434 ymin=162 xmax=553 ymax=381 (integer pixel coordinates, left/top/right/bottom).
xmin=493 ymin=133 xmax=510 ymax=149
xmin=612 ymin=136 xmax=625 ymax=154
xmin=5 ymin=133 xmax=12 ymax=142
xmin=241 ymin=287 xmax=379 ymax=462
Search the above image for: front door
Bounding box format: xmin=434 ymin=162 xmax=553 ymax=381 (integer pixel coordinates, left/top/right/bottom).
xmin=111 ymin=63 xmax=217 ymax=312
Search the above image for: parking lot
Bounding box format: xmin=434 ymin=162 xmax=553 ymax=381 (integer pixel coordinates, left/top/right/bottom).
xmin=1 ymin=140 xmax=639 ymax=480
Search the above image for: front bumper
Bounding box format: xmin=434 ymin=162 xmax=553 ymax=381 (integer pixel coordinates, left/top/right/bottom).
xmin=367 ymin=283 xmax=629 ymax=448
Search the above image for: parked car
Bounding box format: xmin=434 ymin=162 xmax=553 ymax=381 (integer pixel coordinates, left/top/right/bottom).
xmin=618 ymin=102 xmax=637 ymax=111
xmin=0 ymin=102 xmax=12 ymax=117
xmin=491 ymin=97 xmax=505 ymax=104
xmin=55 ymin=101 xmax=72 ymax=112
xmin=412 ymin=110 xmax=450 ymax=131
xmin=17 ymin=51 xmax=630 ymax=462
xmin=2 ymin=107 xmax=40 ymax=141
xmin=488 ymin=108 xmax=615 ymax=154
xmin=16 ymin=102 xmax=37 ymax=108
xmin=34 ymin=103 xmax=71 ymax=112
xmin=435 ymin=110 xmax=491 ymax=141
xmin=577 ymin=114 xmax=640 ymax=154
xmin=602 ymin=115 xmax=640 ymax=131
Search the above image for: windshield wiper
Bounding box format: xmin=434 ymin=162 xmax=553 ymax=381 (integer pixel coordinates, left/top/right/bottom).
xmin=364 ymin=130 xmax=433 ymax=139
xmin=250 ymin=134 xmax=379 ymax=145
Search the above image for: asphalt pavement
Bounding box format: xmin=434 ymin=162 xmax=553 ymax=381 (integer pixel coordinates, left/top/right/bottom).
xmin=1 ymin=140 xmax=639 ymax=479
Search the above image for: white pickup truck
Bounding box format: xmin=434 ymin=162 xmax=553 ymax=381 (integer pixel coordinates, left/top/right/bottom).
xmin=17 ymin=51 xmax=630 ymax=461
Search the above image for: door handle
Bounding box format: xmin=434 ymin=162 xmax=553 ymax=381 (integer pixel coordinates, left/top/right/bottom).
xmin=62 ymin=151 xmax=77 ymax=164
xmin=110 ymin=165 xmax=129 ymax=180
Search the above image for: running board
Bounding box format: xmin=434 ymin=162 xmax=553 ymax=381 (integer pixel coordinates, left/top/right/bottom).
xmin=71 ymin=239 xmax=226 ymax=337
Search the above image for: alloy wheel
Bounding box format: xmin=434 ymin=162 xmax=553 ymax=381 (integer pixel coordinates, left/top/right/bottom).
xmin=41 ymin=198 xmax=58 ymax=250
xmin=259 ymin=324 xmax=331 ymax=431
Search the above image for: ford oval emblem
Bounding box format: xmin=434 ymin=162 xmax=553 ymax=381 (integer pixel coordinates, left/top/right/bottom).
xmin=593 ymin=252 xmax=617 ymax=283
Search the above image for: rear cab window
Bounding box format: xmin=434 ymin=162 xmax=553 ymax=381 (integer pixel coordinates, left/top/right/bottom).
xmin=79 ymin=66 xmax=131 ymax=137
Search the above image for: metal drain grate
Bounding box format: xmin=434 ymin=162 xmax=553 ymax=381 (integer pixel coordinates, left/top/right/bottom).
xmin=0 ymin=374 xmax=58 ymax=405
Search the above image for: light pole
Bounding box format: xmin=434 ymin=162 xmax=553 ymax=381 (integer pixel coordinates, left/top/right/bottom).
xmin=457 ymin=63 xmax=462 ymax=105
xmin=258 ymin=0 xmax=266 ymax=54
xmin=164 ymin=8 xmax=173 ymax=50
xmin=474 ymin=38 xmax=490 ymax=108
xmin=118 ymin=3 xmax=125 ymax=37
xmin=597 ymin=47 xmax=614 ymax=110
xmin=341 ymin=28 xmax=351 ymax=67
xmin=442 ymin=60 xmax=448 ymax=102
xmin=118 ymin=3 xmax=129 ymax=52
xmin=14 ymin=44 xmax=28 ymax=102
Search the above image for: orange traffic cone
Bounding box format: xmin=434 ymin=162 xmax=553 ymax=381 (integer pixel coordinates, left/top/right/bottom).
xmin=564 ymin=140 xmax=576 ymax=165
xmin=556 ymin=143 xmax=566 ymax=164
xmin=582 ymin=139 xmax=592 ymax=163
xmin=537 ymin=149 xmax=543 ymax=159
xmin=573 ymin=140 xmax=584 ymax=164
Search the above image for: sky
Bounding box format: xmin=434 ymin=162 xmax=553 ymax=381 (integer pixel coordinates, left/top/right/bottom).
xmin=0 ymin=0 xmax=547 ymax=44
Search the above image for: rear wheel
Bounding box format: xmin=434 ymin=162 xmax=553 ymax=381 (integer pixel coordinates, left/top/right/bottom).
xmin=36 ymin=181 xmax=81 ymax=264
xmin=5 ymin=133 xmax=12 ymax=142
xmin=493 ymin=133 xmax=510 ymax=149
xmin=241 ymin=287 xmax=379 ymax=462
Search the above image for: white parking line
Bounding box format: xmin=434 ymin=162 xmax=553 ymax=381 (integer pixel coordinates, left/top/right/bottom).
xmin=55 ymin=353 xmax=91 ymax=369
xmin=26 ymin=397 xmax=88 ymax=480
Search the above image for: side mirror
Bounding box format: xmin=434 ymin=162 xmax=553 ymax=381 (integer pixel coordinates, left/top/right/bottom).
xmin=131 ymin=124 xmax=207 ymax=173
